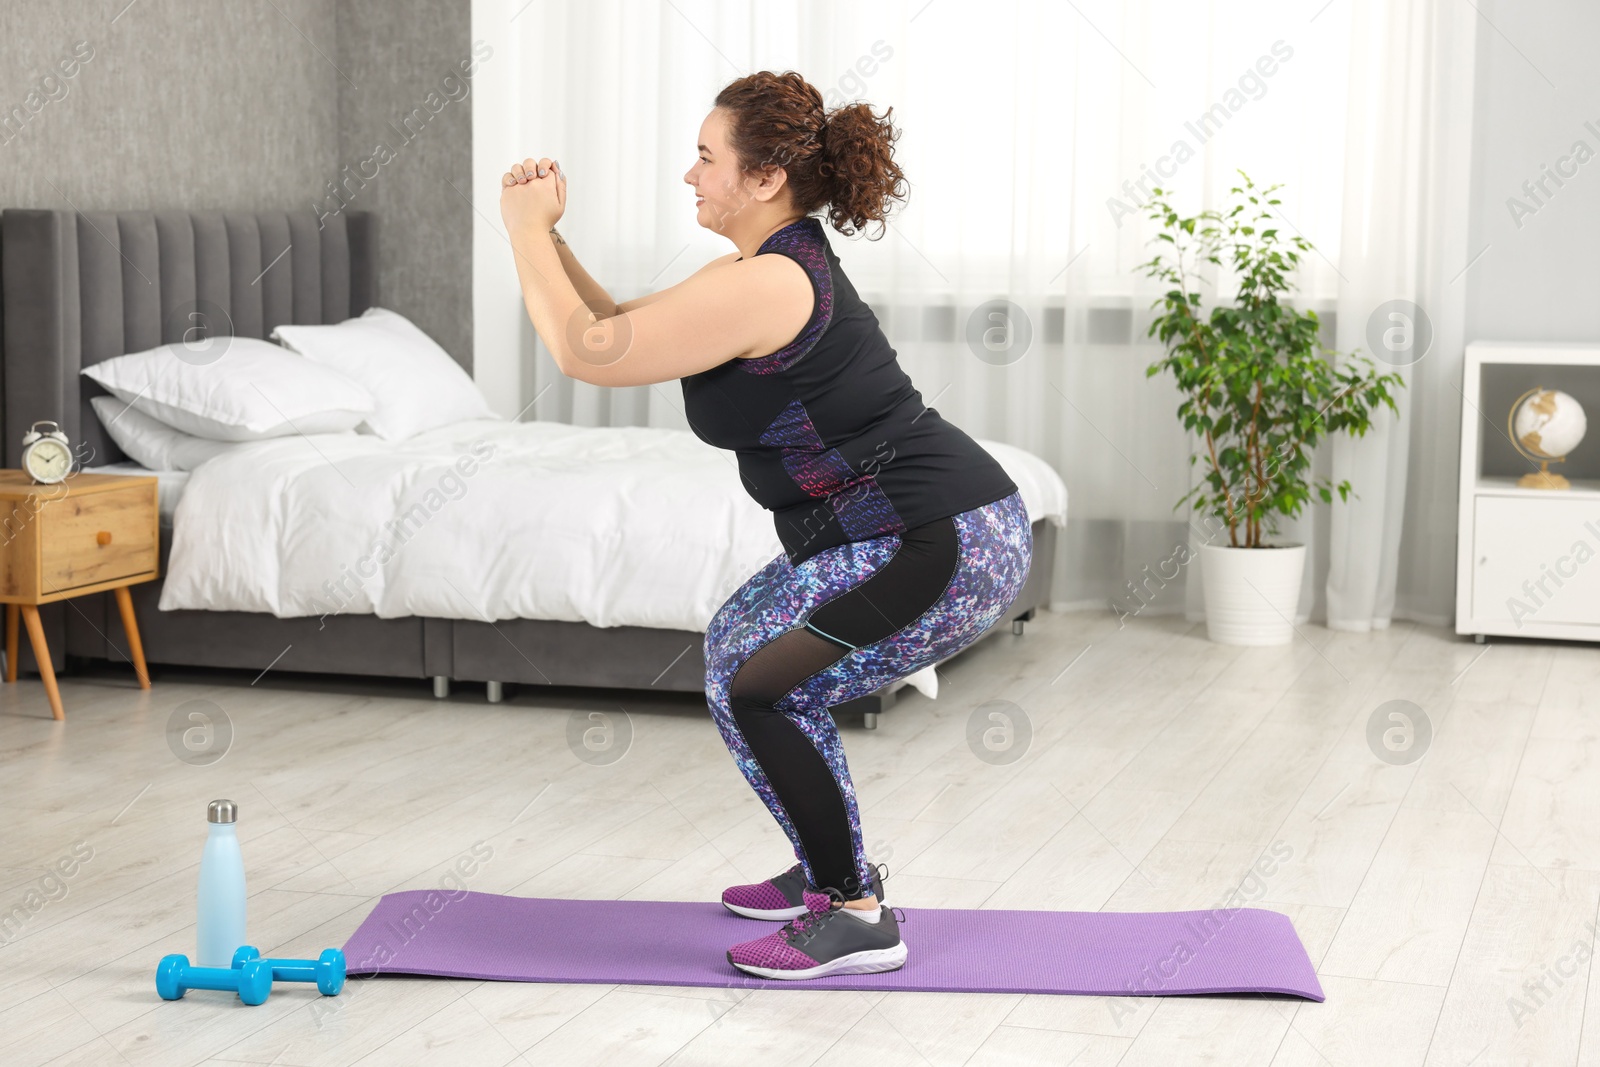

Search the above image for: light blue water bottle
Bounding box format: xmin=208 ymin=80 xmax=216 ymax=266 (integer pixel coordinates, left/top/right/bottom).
xmin=196 ymin=799 xmax=247 ymax=967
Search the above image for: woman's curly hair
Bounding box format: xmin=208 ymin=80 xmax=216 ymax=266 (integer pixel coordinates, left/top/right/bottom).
xmin=713 ymin=70 xmax=909 ymax=239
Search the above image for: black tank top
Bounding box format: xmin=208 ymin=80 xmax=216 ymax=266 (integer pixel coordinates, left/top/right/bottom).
xmin=681 ymin=215 xmax=1018 ymax=565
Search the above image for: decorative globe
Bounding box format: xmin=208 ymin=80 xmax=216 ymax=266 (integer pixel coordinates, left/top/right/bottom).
xmin=1512 ymin=389 xmax=1586 ymax=460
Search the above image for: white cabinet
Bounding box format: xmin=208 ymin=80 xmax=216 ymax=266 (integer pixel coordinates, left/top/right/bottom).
xmin=1471 ymin=495 xmax=1600 ymax=629
xmin=1456 ymin=342 xmax=1600 ymax=642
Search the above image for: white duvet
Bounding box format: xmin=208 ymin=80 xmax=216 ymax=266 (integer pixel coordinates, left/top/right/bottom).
xmin=160 ymin=419 xmax=1068 ymax=636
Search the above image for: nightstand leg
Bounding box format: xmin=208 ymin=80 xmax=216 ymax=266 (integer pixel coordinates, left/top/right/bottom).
xmin=5 ymin=604 xmax=16 ymax=683
xmin=113 ymin=586 xmax=150 ymax=689
xmin=20 ymin=605 xmax=64 ymax=721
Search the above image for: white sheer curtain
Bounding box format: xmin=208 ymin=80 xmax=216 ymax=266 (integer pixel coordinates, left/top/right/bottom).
xmin=1325 ymin=0 xmax=1478 ymax=630
xmin=473 ymin=0 xmax=1471 ymax=627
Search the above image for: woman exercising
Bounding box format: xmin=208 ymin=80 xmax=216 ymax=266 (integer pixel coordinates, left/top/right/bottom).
xmin=499 ymin=70 xmax=1031 ymax=981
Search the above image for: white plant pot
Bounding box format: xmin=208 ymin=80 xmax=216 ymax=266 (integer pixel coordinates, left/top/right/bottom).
xmin=1198 ymin=542 xmax=1307 ymax=646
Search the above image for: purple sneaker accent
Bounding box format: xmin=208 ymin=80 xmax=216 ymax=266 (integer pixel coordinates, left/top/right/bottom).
xmin=721 ymin=863 xmax=834 ymax=920
xmin=727 ymin=899 xmax=908 ymax=981
xmin=725 ymin=931 xmax=823 ymax=972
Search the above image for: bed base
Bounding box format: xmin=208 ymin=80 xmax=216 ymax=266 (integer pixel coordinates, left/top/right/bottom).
xmin=44 ymin=521 xmax=1054 ymax=729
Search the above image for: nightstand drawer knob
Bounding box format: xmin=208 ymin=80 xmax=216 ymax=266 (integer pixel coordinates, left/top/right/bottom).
xmin=97 ymin=531 xmax=112 ymax=546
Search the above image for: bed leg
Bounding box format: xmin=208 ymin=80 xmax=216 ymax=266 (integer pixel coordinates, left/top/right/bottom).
xmin=862 ymin=711 xmax=878 ymax=730
xmin=433 ymin=675 xmax=450 ymax=699
xmin=1012 ymin=618 xmax=1025 ymax=636
xmin=486 ymin=680 xmax=504 ymax=704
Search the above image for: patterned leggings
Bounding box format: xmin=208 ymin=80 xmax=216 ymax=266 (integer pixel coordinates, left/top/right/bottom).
xmin=704 ymin=490 xmax=1033 ymax=900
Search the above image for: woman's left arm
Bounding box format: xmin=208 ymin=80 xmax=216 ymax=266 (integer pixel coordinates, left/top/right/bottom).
xmin=500 ymin=156 xmax=805 ymax=388
xmin=501 ymin=157 xmax=593 ymax=372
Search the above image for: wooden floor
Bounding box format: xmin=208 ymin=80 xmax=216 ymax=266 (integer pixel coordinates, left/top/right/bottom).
xmin=3 ymin=608 xmax=1596 ymax=1066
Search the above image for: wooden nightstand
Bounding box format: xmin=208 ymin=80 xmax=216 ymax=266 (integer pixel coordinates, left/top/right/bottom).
xmin=0 ymin=471 xmax=158 ymax=719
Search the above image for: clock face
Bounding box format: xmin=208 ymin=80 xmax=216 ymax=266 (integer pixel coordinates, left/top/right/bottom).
xmin=25 ymin=438 xmax=71 ymax=483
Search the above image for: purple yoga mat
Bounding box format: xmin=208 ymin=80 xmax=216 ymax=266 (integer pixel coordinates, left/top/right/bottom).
xmin=341 ymin=890 xmax=1324 ymax=999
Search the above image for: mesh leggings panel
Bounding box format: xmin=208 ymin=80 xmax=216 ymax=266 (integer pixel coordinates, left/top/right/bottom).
xmin=724 ymin=516 xmax=960 ymax=898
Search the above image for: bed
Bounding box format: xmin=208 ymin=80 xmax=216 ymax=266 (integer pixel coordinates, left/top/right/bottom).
xmin=0 ymin=207 xmax=1065 ymax=726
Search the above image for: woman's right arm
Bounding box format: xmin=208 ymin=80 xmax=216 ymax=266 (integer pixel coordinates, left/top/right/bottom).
xmin=551 ymin=229 xmax=740 ymax=317
xmin=612 ymin=251 xmax=744 ymax=314
xmin=548 ymin=228 xmax=620 ymax=314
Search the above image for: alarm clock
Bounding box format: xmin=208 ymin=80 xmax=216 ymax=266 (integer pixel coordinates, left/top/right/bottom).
xmin=21 ymin=420 xmax=73 ymax=484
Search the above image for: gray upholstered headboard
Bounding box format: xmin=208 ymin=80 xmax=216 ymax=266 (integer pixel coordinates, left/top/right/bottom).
xmin=0 ymin=209 xmax=376 ymax=467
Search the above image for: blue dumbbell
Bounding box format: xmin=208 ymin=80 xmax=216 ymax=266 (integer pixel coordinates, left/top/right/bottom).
xmin=156 ymin=953 xmax=273 ymax=1005
xmin=231 ymin=945 xmax=346 ymax=995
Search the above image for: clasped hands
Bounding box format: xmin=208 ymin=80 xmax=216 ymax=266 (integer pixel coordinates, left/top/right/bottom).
xmin=500 ymin=156 xmax=566 ymax=236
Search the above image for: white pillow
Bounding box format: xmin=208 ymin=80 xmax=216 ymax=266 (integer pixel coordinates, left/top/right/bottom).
xmin=271 ymin=307 xmax=497 ymax=441
xmin=81 ymin=336 xmax=375 ymax=441
xmin=90 ymin=395 xmax=241 ymax=471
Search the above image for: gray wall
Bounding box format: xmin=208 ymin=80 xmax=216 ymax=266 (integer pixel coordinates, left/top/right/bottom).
xmin=334 ymin=0 xmax=475 ymax=367
xmin=1466 ymin=0 xmax=1600 ymax=341
xmin=0 ymin=0 xmax=472 ymax=366
xmin=0 ymin=2 xmax=338 ymax=220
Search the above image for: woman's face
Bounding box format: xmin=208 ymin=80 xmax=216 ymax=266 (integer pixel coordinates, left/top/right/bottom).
xmin=685 ymin=108 xmax=778 ymax=233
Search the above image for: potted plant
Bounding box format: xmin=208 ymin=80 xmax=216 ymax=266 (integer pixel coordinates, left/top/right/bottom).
xmin=1138 ymin=172 xmax=1404 ymax=645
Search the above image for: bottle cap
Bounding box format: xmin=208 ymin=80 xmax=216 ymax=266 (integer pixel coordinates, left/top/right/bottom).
xmin=207 ymin=799 xmax=238 ymax=824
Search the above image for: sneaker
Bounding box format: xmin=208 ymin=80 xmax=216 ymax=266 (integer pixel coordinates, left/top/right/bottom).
xmin=721 ymin=863 xmax=835 ymax=921
xmin=726 ymin=895 xmax=908 ymax=980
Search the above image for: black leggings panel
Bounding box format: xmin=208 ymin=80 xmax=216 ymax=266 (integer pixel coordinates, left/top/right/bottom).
xmin=726 ymin=516 xmax=960 ymax=898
